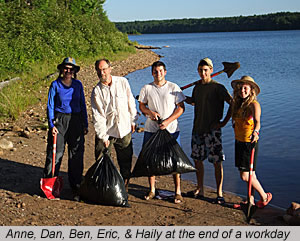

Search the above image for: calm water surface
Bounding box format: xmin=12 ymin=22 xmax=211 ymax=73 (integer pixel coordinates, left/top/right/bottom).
xmin=127 ymin=31 xmax=300 ymax=209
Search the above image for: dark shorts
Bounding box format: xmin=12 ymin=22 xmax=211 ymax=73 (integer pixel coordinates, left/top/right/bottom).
xmin=191 ymin=129 xmax=225 ymax=163
xmin=235 ymin=140 xmax=259 ymax=171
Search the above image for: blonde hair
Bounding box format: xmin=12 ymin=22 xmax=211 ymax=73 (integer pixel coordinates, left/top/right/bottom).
xmin=232 ymin=82 xmax=257 ymax=118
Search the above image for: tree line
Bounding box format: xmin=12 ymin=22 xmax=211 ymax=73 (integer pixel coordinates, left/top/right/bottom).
xmin=115 ymin=12 xmax=300 ymax=34
xmin=0 ymin=0 xmax=134 ymax=80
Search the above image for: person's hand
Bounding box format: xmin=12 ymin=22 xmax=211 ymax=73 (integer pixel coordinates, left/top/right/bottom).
xmin=148 ymin=111 xmax=160 ymax=121
xmin=211 ymin=121 xmax=224 ymax=130
xmin=104 ymin=140 xmax=110 ymax=148
xmin=52 ymin=126 xmax=59 ymax=136
xmin=251 ymin=131 xmax=259 ymax=143
xmin=159 ymin=119 xmax=170 ymax=130
xmin=84 ymin=128 xmax=88 ymax=135
xmin=218 ymin=121 xmax=226 ymax=129
xmin=131 ymin=124 xmax=136 ymax=133
xmin=184 ymin=96 xmax=194 ymax=105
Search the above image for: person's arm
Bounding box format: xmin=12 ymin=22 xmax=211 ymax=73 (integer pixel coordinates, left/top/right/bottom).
xmin=159 ymin=101 xmax=185 ymax=130
xmin=212 ymin=86 xmax=232 ymax=130
xmin=184 ymin=96 xmax=194 ymax=105
xmin=251 ymin=101 xmax=261 ymax=143
xmin=185 ymin=84 xmax=196 ymax=105
xmin=139 ymin=102 xmax=160 ymax=121
xmin=47 ymin=82 xmax=59 ymax=136
xmin=91 ymin=86 xmax=109 ymax=146
xmin=125 ymin=79 xmax=138 ymax=133
xmin=79 ymin=82 xmax=88 ymax=134
xmin=220 ymin=96 xmax=233 ymax=128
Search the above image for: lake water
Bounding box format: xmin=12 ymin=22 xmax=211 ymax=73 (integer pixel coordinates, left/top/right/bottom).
xmin=127 ymin=30 xmax=300 ymax=209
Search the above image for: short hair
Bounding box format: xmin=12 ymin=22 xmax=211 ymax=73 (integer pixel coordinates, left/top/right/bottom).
xmin=151 ymin=61 xmax=166 ymax=72
xmin=95 ymin=58 xmax=111 ymax=71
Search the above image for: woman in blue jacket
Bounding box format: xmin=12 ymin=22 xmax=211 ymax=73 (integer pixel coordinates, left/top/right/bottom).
xmin=43 ymin=57 xmax=88 ymax=198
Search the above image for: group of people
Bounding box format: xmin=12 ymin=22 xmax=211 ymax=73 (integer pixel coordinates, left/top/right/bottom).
xmin=42 ymin=56 xmax=272 ymax=208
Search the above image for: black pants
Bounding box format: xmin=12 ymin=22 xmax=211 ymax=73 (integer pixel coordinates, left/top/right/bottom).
xmin=95 ymin=133 xmax=133 ymax=180
xmin=43 ymin=112 xmax=85 ymax=190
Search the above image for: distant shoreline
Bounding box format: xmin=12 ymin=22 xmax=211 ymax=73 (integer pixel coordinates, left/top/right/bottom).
xmin=115 ymin=12 xmax=300 ymax=34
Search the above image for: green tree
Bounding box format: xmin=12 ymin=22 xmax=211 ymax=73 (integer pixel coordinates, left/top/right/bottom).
xmin=0 ymin=0 xmax=134 ymax=79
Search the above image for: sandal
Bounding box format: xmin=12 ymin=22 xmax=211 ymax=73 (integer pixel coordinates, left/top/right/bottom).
xmin=213 ymin=196 xmax=225 ymax=205
xmin=233 ymin=201 xmax=255 ymax=210
xmin=186 ymin=190 xmax=204 ymax=199
xmin=256 ymin=192 xmax=272 ymax=208
xmin=145 ymin=191 xmax=156 ymax=200
xmin=233 ymin=203 xmax=242 ymax=210
xmin=174 ymin=194 xmax=184 ymax=204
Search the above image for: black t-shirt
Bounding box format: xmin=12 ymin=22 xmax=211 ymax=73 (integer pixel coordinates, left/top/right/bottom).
xmin=192 ymin=80 xmax=231 ymax=134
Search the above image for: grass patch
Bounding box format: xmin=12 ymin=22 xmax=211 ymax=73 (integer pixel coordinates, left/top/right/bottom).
xmin=0 ymin=49 xmax=136 ymax=122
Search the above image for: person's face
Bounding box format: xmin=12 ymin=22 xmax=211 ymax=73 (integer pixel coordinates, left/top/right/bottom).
xmin=152 ymin=66 xmax=166 ymax=83
xmin=96 ymin=60 xmax=112 ymax=83
xmin=198 ymin=65 xmax=213 ymax=82
xmin=62 ymin=64 xmax=75 ymax=77
xmin=238 ymin=83 xmax=252 ymax=99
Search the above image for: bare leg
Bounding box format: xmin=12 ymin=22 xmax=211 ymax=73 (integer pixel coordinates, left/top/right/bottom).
xmin=214 ymin=162 xmax=224 ymax=197
xmin=194 ymin=160 xmax=204 ymax=196
xmin=148 ymin=176 xmax=156 ymax=193
xmin=240 ymin=171 xmax=255 ymax=205
xmin=145 ymin=176 xmax=156 ymax=200
xmin=173 ymin=173 xmax=181 ymax=195
xmin=240 ymin=171 xmax=268 ymax=202
xmin=124 ymin=178 xmax=130 ymax=192
xmin=173 ymin=173 xmax=183 ymax=203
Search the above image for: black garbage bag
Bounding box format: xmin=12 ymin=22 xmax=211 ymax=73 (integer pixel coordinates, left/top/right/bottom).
xmin=79 ymin=149 xmax=129 ymax=207
xmin=131 ymin=129 xmax=196 ymax=177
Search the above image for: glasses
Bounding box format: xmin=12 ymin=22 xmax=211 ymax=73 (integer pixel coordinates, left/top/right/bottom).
xmin=97 ymin=67 xmax=110 ymax=72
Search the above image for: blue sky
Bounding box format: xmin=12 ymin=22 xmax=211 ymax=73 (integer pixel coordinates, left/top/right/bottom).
xmin=104 ymin=0 xmax=300 ymax=22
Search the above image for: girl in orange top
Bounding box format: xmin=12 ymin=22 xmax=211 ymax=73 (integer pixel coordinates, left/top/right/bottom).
xmin=231 ymin=76 xmax=272 ymax=208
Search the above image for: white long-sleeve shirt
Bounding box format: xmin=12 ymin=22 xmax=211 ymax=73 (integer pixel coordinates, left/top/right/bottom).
xmin=91 ymin=76 xmax=138 ymax=141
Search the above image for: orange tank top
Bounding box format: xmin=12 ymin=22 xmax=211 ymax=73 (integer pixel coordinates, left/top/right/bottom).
xmin=233 ymin=100 xmax=258 ymax=142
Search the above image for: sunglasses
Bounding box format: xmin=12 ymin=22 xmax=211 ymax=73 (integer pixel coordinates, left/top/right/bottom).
xmin=63 ymin=66 xmax=75 ymax=72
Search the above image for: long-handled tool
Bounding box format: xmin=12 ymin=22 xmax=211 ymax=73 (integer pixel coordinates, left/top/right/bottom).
xmin=180 ymin=62 xmax=240 ymax=90
xmin=40 ymin=134 xmax=63 ymax=199
xmin=246 ymin=145 xmax=257 ymax=223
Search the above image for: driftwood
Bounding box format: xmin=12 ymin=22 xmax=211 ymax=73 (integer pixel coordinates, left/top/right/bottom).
xmin=0 ymin=77 xmax=21 ymax=90
xmin=135 ymin=45 xmax=161 ymax=49
xmin=0 ymin=72 xmax=57 ymax=90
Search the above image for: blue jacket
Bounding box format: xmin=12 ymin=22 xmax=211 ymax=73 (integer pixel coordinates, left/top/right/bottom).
xmin=47 ymin=77 xmax=88 ymax=129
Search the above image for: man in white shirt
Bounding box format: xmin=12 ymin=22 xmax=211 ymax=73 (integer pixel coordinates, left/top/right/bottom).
xmin=138 ymin=61 xmax=186 ymax=204
xmin=91 ymin=59 xmax=137 ymax=190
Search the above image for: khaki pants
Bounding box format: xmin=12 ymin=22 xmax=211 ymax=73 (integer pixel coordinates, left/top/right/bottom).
xmin=95 ymin=133 xmax=133 ymax=180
